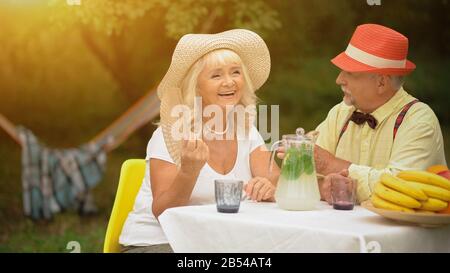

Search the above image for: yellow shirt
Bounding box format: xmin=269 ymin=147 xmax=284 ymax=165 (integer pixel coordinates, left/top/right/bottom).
xmin=316 ymin=88 xmax=447 ymax=202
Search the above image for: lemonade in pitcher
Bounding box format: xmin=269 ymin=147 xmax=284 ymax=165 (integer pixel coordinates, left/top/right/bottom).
xmin=270 ymin=128 xmax=321 ymax=210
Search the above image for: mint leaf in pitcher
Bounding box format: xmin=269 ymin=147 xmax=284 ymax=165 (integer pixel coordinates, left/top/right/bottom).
xmin=301 ymin=153 xmax=314 ymax=175
xmin=281 ymin=147 xmax=302 ymax=180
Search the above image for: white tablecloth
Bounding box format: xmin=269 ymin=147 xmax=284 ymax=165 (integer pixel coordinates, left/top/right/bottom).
xmin=158 ymin=201 xmax=450 ymax=253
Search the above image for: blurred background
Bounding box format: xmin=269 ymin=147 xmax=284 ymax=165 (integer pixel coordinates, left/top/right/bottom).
xmin=0 ymin=0 xmax=449 ymax=252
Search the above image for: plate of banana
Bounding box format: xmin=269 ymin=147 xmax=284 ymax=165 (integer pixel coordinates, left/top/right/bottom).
xmin=362 ymin=171 xmax=450 ymax=228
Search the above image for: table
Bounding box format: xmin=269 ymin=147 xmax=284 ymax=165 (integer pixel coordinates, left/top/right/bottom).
xmin=158 ymin=201 xmax=450 ymax=253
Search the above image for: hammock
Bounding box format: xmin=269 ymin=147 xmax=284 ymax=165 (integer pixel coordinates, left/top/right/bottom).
xmin=1 ymin=89 xmax=160 ymax=150
xmin=0 ymin=89 xmax=160 ymax=220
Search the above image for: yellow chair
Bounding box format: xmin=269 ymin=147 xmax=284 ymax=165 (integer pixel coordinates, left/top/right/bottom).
xmin=103 ymin=159 xmax=146 ymax=253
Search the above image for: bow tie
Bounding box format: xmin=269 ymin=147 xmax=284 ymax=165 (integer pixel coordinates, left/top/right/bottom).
xmin=350 ymin=111 xmax=378 ymax=129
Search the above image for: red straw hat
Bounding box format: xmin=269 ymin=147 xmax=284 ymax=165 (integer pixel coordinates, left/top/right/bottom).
xmin=331 ymin=24 xmax=416 ymax=75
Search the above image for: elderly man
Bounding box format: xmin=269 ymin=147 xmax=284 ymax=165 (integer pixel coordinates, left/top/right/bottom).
xmin=281 ymin=24 xmax=447 ymax=204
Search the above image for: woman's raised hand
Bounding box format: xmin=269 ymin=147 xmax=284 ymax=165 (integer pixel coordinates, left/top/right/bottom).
xmin=180 ymin=136 xmax=209 ymax=175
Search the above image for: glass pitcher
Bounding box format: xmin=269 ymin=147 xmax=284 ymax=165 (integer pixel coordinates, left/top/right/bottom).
xmin=270 ymin=128 xmax=321 ymax=211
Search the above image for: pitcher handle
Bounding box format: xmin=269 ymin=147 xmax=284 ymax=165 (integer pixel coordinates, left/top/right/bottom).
xmin=268 ymin=140 xmax=283 ymax=174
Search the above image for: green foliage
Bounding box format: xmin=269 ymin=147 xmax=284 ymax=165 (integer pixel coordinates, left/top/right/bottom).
xmin=0 ymin=0 xmax=282 ymax=107
xmin=47 ymin=0 xmax=158 ymax=35
xmin=232 ymin=0 xmax=281 ymax=37
xmin=405 ymin=58 xmax=450 ymax=123
xmin=46 ymin=0 xmax=281 ymax=38
xmin=162 ymin=0 xmax=209 ymax=39
xmin=259 ymin=57 xmax=340 ymax=135
xmin=281 ymin=144 xmax=314 ymax=180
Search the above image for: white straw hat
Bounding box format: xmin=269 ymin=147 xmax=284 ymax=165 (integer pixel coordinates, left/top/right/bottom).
xmin=158 ymin=29 xmax=271 ymax=166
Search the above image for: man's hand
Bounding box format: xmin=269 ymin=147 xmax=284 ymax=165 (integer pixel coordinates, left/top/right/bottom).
xmin=244 ymin=177 xmax=276 ymax=202
xmin=315 ymin=145 xmax=351 ymax=175
xmin=314 ymin=145 xmax=335 ymax=175
xmin=278 ymin=144 xmax=350 ymax=175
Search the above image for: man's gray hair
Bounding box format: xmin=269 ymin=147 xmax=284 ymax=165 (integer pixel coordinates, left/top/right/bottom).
xmin=370 ymin=74 xmax=405 ymax=90
xmin=390 ymin=75 xmax=405 ymax=91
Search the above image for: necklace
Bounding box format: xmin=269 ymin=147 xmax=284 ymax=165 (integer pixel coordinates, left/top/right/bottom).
xmin=205 ymin=123 xmax=229 ymax=135
xmin=204 ymin=110 xmax=235 ymax=136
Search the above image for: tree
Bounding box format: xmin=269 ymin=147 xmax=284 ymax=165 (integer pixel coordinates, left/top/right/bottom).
xmin=46 ymin=0 xmax=282 ymax=102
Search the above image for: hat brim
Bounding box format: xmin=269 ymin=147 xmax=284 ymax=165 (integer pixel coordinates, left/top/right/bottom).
xmin=157 ymin=29 xmax=271 ymax=99
xmin=331 ymin=52 xmax=416 ymax=76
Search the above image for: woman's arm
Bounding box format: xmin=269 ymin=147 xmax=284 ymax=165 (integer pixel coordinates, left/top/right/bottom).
xmin=150 ymin=159 xmax=199 ymax=219
xmin=250 ymin=145 xmax=280 ymax=184
xmin=245 ymin=145 xmax=280 ymax=202
xmin=151 ymin=138 xmax=209 ymax=218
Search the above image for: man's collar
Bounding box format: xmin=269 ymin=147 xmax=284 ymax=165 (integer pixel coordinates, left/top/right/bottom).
xmin=370 ymin=87 xmax=409 ymax=128
xmin=338 ymin=87 xmax=410 ymax=128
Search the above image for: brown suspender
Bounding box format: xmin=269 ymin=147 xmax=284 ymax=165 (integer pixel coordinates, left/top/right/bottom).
xmin=392 ymin=99 xmax=420 ymax=140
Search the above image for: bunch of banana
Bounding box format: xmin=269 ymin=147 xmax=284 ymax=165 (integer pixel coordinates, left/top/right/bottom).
xmin=371 ymin=194 xmax=415 ymax=213
xmin=397 ymin=170 xmax=450 ymax=191
xmin=398 ymin=170 xmax=450 ymax=212
xmin=371 ymin=172 xmax=450 ymax=213
xmin=371 ymin=174 xmax=424 ymax=212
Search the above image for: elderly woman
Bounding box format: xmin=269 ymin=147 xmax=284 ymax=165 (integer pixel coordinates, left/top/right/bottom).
xmin=119 ymin=29 xmax=279 ymax=253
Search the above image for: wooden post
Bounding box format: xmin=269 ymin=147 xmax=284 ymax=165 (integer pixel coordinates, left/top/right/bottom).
xmin=0 ymin=114 xmax=22 ymax=146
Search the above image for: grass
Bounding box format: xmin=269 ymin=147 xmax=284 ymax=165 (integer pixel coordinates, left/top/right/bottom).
xmin=0 ymin=213 xmax=107 ymax=253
